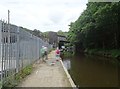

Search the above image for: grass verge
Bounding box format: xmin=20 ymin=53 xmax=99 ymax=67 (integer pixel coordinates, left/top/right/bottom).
xmin=2 ymin=64 xmax=33 ymax=89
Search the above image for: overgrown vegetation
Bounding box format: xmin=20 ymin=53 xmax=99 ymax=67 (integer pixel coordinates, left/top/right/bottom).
xmin=68 ymin=2 xmax=120 ymax=58
xmin=85 ymin=49 xmax=120 ymax=59
xmin=62 ymin=51 xmax=74 ymax=58
xmin=15 ymin=65 xmax=32 ymax=81
xmin=2 ymin=65 xmax=33 ymax=89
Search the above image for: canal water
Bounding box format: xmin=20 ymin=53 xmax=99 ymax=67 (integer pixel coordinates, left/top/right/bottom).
xmin=62 ymin=54 xmax=120 ymax=88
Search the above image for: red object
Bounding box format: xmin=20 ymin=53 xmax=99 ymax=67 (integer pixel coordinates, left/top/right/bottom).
xmin=56 ymin=49 xmax=60 ymax=54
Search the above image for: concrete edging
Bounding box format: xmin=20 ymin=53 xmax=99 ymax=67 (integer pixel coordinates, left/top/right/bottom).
xmin=59 ymin=59 xmax=76 ymax=88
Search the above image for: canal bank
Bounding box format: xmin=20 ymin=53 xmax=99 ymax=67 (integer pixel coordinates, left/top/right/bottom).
xmin=17 ymin=50 xmax=76 ymax=87
xmin=84 ymin=49 xmax=120 ymax=60
xmin=62 ymin=53 xmax=120 ymax=88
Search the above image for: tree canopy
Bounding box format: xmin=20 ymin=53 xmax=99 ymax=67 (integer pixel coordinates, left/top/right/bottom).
xmin=68 ymin=2 xmax=120 ymax=51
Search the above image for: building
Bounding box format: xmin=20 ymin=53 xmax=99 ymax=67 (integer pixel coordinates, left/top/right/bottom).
xmin=57 ymin=35 xmax=67 ymax=49
xmin=48 ymin=31 xmax=58 ymax=48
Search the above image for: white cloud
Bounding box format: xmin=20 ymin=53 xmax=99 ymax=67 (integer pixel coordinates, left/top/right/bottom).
xmin=0 ymin=0 xmax=87 ymax=32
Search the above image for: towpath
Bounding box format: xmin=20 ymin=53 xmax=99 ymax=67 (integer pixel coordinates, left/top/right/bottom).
xmin=17 ymin=50 xmax=75 ymax=87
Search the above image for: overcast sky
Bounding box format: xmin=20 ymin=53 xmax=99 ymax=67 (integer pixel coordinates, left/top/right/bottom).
xmin=0 ymin=0 xmax=87 ymax=32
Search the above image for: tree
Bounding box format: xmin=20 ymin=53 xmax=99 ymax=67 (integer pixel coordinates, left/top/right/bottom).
xmin=68 ymin=2 xmax=120 ymax=53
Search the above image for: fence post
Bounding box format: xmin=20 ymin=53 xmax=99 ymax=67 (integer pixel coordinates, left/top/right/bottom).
xmin=0 ymin=20 xmax=3 ymax=89
xmin=16 ymin=27 xmax=20 ymax=73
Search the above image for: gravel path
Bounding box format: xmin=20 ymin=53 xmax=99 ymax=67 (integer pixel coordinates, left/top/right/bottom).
xmin=17 ymin=51 xmax=71 ymax=87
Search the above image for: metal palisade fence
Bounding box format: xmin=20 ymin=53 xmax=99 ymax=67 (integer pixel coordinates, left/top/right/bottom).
xmin=0 ymin=20 xmax=52 ymax=88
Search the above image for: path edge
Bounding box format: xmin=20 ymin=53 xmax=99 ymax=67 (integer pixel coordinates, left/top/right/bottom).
xmin=59 ymin=59 xmax=76 ymax=88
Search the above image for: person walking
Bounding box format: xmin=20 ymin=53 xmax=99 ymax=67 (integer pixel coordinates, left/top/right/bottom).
xmin=44 ymin=46 xmax=48 ymax=60
xmin=40 ymin=46 xmax=46 ymax=62
xmin=55 ymin=47 xmax=60 ymax=59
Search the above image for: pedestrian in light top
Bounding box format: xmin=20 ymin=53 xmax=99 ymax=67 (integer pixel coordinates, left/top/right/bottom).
xmin=44 ymin=46 xmax=48 ymax=60
xmin=40 ymin=46 xmax=45 ymax=62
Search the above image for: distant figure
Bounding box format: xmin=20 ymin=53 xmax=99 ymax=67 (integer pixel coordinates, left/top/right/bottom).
xmin=44 ymin=46 xmax=48 ymax=60
xmin=40 ymin=46 xmax=46 ymax=62
xmin=55 ymin=47 xmax=60 ymax=59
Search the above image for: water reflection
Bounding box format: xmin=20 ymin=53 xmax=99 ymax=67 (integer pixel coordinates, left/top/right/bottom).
xmin=63 ymin=54 xmax=120 ymax=88
xmin=63 ymin=59 xmax=71 ymax=70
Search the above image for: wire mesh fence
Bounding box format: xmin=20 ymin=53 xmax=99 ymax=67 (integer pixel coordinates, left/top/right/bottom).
xmin=0 ymin=20 xmax=52 ymax=88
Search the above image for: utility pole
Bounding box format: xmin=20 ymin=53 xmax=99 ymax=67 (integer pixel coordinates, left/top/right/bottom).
xmin=8 ymin=10 xmax=10 ymax=42
xmin=8 ymin=10 xmax=10 ymax=44
xmin=8 ymin=10 xmax=10 ymax=43
xmin=8 ymin=10 xmax=10 ymax=24
xmin=8 ymin=10 xmax=11 ymax=79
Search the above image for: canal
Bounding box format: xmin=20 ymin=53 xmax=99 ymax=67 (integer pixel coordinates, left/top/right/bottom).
xmin=62 ymin=54 xmax=120 ymax=88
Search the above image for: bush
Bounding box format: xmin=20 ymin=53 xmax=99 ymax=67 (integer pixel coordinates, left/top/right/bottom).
xmin=2 ymin=65 xmax=33 ymax=89
xmin=85 ymin=49 xmax=120 ymax=59
xmin=110 ymin=49 xmax=120 ymax=58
